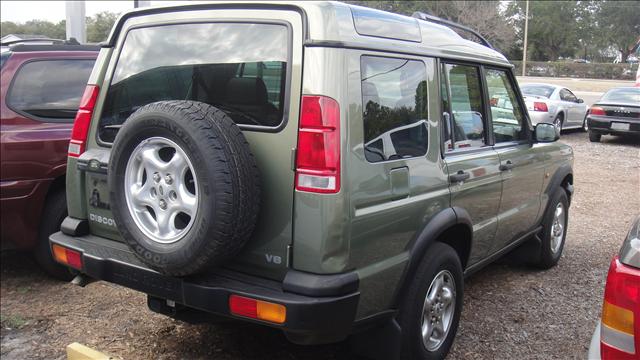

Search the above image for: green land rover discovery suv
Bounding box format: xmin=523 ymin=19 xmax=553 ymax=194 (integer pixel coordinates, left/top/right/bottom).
xmin=50 ymin=2 xmax=574 ymax=359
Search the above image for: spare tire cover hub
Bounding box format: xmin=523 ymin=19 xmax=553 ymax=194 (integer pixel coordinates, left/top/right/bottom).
xmin=124 ymin=136 xmax=198 ymax=244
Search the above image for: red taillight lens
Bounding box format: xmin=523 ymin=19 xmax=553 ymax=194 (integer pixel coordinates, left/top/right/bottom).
xmin=295 ymin=95 xmax=340 ymax=193
xmin=600 ymin=256 xmax=639 ymax=359
xmin=69 ymin=85 xmax=99 ymax=157
xmin=228 ymin=295 xmax=286 ymax=324
xmin=52 ymin=244 xmax=83 ymax=270
xmin=533 ymin=102 xmax=548 ymax=112
xmin=590 ymin=106 xmax=606 ymax=116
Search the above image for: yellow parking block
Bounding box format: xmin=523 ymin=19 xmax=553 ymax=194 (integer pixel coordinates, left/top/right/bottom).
xmin=66 ymin=342 xmax=113 ymax=360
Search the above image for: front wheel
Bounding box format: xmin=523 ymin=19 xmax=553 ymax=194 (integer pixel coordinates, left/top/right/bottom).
xmin=399 ymin=242 xmax=463 ymax=360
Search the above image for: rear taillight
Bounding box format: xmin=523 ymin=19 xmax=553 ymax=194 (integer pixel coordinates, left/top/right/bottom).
xmin=600 ymin=256 xmax=639 ymax=359
xmin=68 ymin=85 xmax=99 ymax=157
xmin=228 ymin=294 xmax=286 ymax=324
xmin=590 ymin=106 xmax=606 ymax=116
xmin=52 ymin=244 xmax=83 ymax=270
xmin=295 ymin=95 xmax=340 ymax=193
xmin=533 ymin=102 xmax=548 ymax=112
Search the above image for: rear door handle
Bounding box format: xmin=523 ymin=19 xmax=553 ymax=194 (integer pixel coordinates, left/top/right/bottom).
xmin=499 ymin=160 xmax=514 ymax=171
xmin=449 ymin=170 xmax=470 ymax=183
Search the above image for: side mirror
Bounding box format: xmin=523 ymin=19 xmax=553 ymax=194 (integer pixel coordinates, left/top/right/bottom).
xmin=577 ymin=98 xmax=584 ymax=103
xmin=534 ymin=123 xmax=559 ymax=142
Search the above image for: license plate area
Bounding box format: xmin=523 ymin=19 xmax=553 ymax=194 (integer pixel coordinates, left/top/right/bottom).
xmin=611 ymin=122 xmax=630 ymax=131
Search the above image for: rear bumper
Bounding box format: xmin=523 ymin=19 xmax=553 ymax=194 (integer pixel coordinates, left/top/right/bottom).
xmin=587 ymin=116 xmax=640 ymax=135
xmin=528 ymin=111 xmax=554 ymax=125
xmin=49 ymin=231 xmax=360 ymax=344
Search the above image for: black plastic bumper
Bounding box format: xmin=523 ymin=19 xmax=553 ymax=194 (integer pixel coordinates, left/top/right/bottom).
xmin=588 ymin=116 xmax=640 ymax=135
xmin=49 ymin=231 xmax=359 ymax=344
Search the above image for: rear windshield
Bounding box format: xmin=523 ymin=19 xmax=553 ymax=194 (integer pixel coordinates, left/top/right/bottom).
xmin=7 ymin=59 xmax=94 ymax=121
xmin=98 ymin=22 xmax=289 ymax=143
xmin=0 ymin=51 xmax=10 ymax=69
xmin=520 ymin=84 xmax=554 ymax=98
xmin=600 ymin=88 xmax=640 ymax=104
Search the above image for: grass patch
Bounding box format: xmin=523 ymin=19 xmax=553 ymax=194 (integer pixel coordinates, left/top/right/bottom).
xmin=1 ymin=314 xmax=28 ymax=329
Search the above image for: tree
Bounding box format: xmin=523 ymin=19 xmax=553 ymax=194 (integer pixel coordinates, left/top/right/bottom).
xmin=345 ymin=1 xmax=516 ymax=54
xmin=86 ymin=11 xmax=118 ymax=43
xmin=1 ymin=12 xmax=118 ymax=43
xmin=596 ymin=1 xmax=640 ymax=62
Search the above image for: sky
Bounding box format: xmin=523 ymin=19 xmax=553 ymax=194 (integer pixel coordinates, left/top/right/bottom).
xmin=1 ymin=1 xmax=183 ymax=23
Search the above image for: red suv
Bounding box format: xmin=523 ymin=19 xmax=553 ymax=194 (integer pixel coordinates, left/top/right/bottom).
xmin=1 ymin=43 xmax=98 ymax=279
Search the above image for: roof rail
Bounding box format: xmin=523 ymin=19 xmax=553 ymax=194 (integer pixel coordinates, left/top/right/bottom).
xmin=1 ymin=38 xmax=65 ymax=46
xmin=412 ymin=11 xmax=494 ymax=50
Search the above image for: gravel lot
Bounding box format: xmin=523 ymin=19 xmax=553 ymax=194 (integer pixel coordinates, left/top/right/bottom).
xmin=2 ymin=131 xmax=639 ymax=359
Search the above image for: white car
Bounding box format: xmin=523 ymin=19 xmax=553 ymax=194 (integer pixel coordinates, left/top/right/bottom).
xmin=520 ymin=83 xmax=588 ymax=132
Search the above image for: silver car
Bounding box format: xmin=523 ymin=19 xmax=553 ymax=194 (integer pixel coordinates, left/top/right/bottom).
xmin=520 ymin=83 xmax=588 ymax=132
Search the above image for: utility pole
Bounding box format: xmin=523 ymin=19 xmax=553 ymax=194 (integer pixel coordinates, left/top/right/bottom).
xmin=65 ymin=1 xmax=86 ymax=43
xmin=522 ymin=0 xmax=529 ymax=77
xmin=134 ymin=0 xmax=151 ymax=8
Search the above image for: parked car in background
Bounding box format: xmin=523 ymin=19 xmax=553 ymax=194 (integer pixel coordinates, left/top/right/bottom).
xmin=588 ymin=216 xmax=640 ymax=360
xmin=0 ymin=42 xmax=98 ymax=279
xmin=586 ymin=87 xmax=640 ymax=142
xmin=520 ymin=83 xmax=589 ymax=133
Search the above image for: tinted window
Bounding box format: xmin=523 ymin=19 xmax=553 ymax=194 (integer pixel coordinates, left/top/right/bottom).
xmin=559 ymin=88 xmax=577 ymax=102
xmin=601 ymin=88 xmax=640 ymax=103
xmin=99 ymin=23 xmax=289 ymax=143
xmin=361 ymin=56 xmax=428 ymax=162
xmin=441 ymin=63 xmax=486 ymax=151
xmin=7 ymin=59 xmax=94 ymax=121
xmin=0 ymin=51 xmax=10 ymax=69
xmin=485 ymin=69 xmax=527 ymax=143
xmin=520 ymin=84 xmax=554 ymax=98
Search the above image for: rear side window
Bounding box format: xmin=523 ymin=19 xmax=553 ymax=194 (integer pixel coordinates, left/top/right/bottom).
xmin=441 ymin=63 xmax=486 ymax=152
xmin=361 ymin=56 xmax=428 ymax=163
xmin=99 ymin=22 xmax=289 ymax=143
xmin=7 ymin=59 xmax=94 ymax=121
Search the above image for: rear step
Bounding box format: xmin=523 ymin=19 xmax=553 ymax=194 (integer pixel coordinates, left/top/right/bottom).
xmin=48 ymin=231 xmax=360 ymax=344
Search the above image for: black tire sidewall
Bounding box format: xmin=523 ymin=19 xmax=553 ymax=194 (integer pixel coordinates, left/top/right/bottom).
xmin=109 ymin=102 xmax=245 ymax=275
xmin=538 ymin=189 xmax=569 ymax=269
xmin=588 ymin=130 xmax=601 ymax=142
xmin=400 ymin=242 xmax=464 ymax=360
xmin=34 ymin=190 xmax=74 ymax=281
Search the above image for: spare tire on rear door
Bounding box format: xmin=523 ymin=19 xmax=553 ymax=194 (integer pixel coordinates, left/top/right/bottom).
xmin=108 ymin=100 xmax=260 ymax=276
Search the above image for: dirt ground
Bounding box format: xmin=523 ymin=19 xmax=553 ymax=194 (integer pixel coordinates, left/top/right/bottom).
xmin=2 ymin=131 xmax=639 ymax=359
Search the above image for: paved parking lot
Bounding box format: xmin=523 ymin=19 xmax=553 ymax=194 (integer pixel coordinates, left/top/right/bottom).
xmin=1 ymin=77 xmax=638 ymax=359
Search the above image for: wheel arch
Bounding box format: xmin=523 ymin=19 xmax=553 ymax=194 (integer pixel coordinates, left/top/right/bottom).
xmin=391 ymin=207 xmax=473 ymax=307
xmin=545 ymin=164 xmax=573 ymax=208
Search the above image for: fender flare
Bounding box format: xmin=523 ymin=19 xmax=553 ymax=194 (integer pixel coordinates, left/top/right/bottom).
xmin=543 ymin=164 xmax=573 ymax=214
xmin=391 ymin=207 xmax=472 ymax=307
xmin=544 ymin=163 xmax=573 ymax=197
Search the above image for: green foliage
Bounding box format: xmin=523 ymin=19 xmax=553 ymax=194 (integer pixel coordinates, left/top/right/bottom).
xmin=511 ymin=60 xmax=638 ymax=80
xmin=1 ymin=11 xmax=118 ymax=43
xmin=597 ymin=1 xmax=640 ymax=62
xmin=86 ymin=11 xmax=118 ymax=43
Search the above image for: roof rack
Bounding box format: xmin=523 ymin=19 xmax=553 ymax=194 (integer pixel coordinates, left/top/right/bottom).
xmin=0 ymin=38 xmax=66 ymax=46
xmin=412 ymin=12 xmax=494 ymax=50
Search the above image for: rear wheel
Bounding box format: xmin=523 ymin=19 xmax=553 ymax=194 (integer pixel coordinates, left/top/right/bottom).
xmin=399 ymin=242 xmax=463 ymax=360
xmin=553 ymin=115 xmax=563 ymax=134
xmin=535 ymin=189 xmax=569 ymax=269
xmin=34 ymin=190 xmax=74 ymax=281
xmin=589 ymin=130 xmax=601 ymax=142
xmin=581 ymin=116 xmax=588 ymax=132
